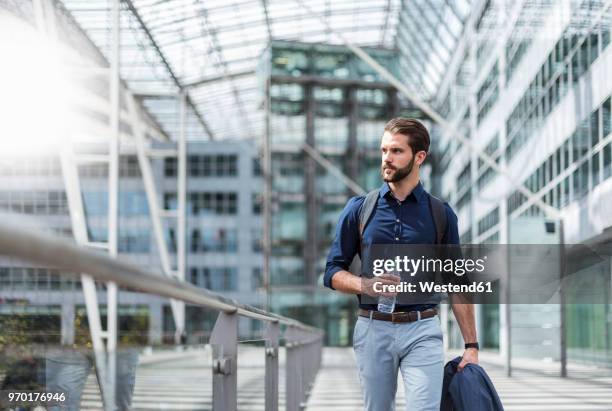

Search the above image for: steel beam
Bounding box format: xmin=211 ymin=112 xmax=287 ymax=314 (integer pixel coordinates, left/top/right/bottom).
xmin=59 ymin=145 xmax=113 ymax=411
xmin=183 ymin=69 xmax=255 ymax=89
xmin=346 ymin=87 xmax=359 ymax=188
xmin=122 ymin=0 xmax=216 ymax=139
xmin=301 ymin=143 xmax=366 ymax=196
xmin=262 ymin=79 xmax=273 ymax=312
xmin=105 ymin=0 xmax=120 ymax=406
xmin=175 ymin=91 xmax=187 ymax=343
xmin=271 ymin=74 xmax=394 ymax=90
xmin=559 ymin=220 xmax=567 ymax=377
xmin=36 ymin=0 xmax=114 ymax=408
xmin=380 ymin=0 xmax=392 ymax=46
xmin=304 ymin=84 xmax=317 ymax=287
xmin=261 ymin=0 xmax=273 ymax=42
xmin=413 ymin=0 xmax=458 ymax=45
xmin=127 ymin=93 xmax=185 ymax=335
xmin=199 ymin=8 xmax=253 ymax=137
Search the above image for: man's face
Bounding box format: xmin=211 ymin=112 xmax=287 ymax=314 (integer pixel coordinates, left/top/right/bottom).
xmin=380 ymin=131 xmax=425 ymax=183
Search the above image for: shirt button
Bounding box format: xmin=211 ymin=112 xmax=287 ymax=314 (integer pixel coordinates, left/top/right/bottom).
xmin=396 ymin=219 xmax=400 ymax=223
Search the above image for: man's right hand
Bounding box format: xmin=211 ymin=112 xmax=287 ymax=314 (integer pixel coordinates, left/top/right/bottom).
xmin=362 ymin=274 xmax=401 ymax=298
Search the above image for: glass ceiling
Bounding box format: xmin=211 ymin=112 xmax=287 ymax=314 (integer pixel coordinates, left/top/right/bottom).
xmin=59 ymin=0 xmax=471 ymax=141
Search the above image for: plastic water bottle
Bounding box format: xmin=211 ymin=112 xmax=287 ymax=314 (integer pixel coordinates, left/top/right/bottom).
xmin=377 ymin=272 xmax=400 ymax=313
xmin=377 ymin=294 xmax=396 ymax=313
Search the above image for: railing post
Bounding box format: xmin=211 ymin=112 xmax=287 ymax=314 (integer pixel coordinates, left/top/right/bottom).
xmin=210 ymin=311 xmax=238 ymax=411
xmin=304 ymin=330 xmax=317 ymax=399
xmin=265 ymin=321 xmax=279 ymax=411
xmin=286 ymin=327 xmax=324 ymax=411
xmin=305 ymin=332 xmax=315 ymax=396
xmin=285 ymin=326 xmax=299 ymax=411
xmin=295 ymin=329 xmax=303 ymax=409
xmin=302 ymin=331 xmax=309 ymax=399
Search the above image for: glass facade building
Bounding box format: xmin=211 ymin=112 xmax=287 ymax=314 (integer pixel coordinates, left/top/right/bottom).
xmin=259 ymin=40 xmax=427 ymax=345
xmin=434 ymin=0 xmax=612 ymax=367
xmin=0 ymin=141 xmax=263 ymax=345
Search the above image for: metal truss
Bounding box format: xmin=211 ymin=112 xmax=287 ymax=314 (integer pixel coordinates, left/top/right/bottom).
xmin=36 ymin=1 xmax=188 ymax=409
xmin=126 ymin=90 xmax=187 ymax=344
xmin=35 ymin=0 xmax=118 ymax=409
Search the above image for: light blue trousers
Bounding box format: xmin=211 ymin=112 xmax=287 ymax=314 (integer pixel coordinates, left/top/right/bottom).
xmin=353 ymin=314 xmax=444 ymax=411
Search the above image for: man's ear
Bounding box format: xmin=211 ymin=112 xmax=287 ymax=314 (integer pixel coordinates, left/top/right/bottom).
xmin=416 ymin=151 xmax=427 ymax=166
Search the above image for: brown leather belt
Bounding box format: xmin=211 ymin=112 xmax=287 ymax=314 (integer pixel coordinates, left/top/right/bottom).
xmin=358 ymin=308 xmax=438 ymax=323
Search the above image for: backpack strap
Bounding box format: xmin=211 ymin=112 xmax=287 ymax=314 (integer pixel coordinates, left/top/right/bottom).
xmin=358 ymin=189 xmax=380 ymax=243
xmin=358 ymin=189 xmax=448 ymax=245
xmin=428 ymin=194 xmax=448 ymax=244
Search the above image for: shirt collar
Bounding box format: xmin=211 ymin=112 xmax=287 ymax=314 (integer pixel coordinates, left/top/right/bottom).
xmin=379 ymin=181 xmax=425 ymax=202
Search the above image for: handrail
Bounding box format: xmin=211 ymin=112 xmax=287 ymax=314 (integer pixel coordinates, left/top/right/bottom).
xmin=0 ymin=214 xmax=321 ymax=334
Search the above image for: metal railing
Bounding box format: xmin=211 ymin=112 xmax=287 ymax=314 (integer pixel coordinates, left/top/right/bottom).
xmin=0 ymin=215 xmax=323 ymax=411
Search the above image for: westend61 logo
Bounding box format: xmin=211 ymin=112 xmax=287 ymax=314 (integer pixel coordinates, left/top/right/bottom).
xmin=371 ymin=255 xmax=488 ymax=277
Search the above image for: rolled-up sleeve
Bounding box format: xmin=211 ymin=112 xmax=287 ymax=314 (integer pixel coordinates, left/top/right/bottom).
xmin=323 ymin=196 xmax=364 ymax=290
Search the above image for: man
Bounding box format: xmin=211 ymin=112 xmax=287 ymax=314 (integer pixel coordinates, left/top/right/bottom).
xmin=324 ymin=118 xmax=478 ymax=411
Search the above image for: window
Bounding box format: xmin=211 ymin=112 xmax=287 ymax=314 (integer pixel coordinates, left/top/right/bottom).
xmin=478 ymin=207 xmax=499 ymax=236
xmin=604 ymin=143 xmax=611 ymax=180
xmin=251 ymin=228 xmax=262 ymax=253
xmin=193 ymin=228 xmax=238 ymax=252
xmin=460 ymin=230 xmax=472 ymax=245
xmin=252 ymin=158 xmax=262 ymax=176
xmin=118 ymin=229 xmax=150 ymax=253
xmin=476 ymin=62 xmax=499 ymax=123
xmin=0 ymin=156 xmax=61 ymax=177
xmin=505 ymin=20 xmax=604 ymax=161
xmin=0 ymin=267 xmax=71 ymax=291
xmin=477 ymin=134 xmax=501 ymax=190
xmin=79 ymin=163 xmax=108 ymax=178
xmin=164 ymin=158 xmax=177 ymax=177
xmin=190 ymin=229 xmax=201 ymax=252
xmin=603 ymin=98 xmax=611 ymax=137
xmin=591 ymin=110 xmax=599 ymax=147
xmin=592 ymin=152 xmax=600 ymax=186
xmin=119 ymin=155 xmax=141 ymax=177
xmin=252 ymin=193 xmax=262 ymax=214
xmin=190 ymin=192 xmax=237 ymax=215
xmin=456 ymin=163 xmax=471 ymax=210
xmin=252 ymin=268 xmax=262 ymax=289
xmin=189 ymin=268 xmax=199 ymax=286
xmin=166 ymin=228 xmax=177 ymax=253
xmin=200 ymin=267 xmax=238 ymax=291
xmin=164 ymin=192 xmax=177 ymax=210
xmin=119 ymin=192 xmax=148 ymax=216
xmin=188 ymin=155 xmax=237 ymax=177
xmin=0 ymin=191 xmax=68 ymax=215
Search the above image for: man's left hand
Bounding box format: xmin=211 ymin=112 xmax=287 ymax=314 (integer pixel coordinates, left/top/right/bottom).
xmin=457 ymin=348 xmax=479 ymax=372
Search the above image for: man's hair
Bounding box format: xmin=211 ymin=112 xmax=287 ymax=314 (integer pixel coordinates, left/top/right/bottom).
xmin=384 ymin=117 xmax=430 ymax=154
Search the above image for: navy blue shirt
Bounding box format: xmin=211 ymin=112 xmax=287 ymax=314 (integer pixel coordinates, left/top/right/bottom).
xmin=324 ymin=181 xmax=460 ymax=312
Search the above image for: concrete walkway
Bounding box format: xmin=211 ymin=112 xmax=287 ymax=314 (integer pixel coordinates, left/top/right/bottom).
xmin=306 ymin=348 xmax=612 ymax=411
xmin=74 ymin=346 xmax=612 ymax=410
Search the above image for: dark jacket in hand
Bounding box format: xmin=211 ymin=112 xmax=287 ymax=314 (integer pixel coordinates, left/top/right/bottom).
xmin=440 ymin=356 xmax=504 ymax=411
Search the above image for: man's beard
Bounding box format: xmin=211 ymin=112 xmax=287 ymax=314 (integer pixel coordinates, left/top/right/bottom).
xmin=381 ymin=157 xmax=415 ymax=183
